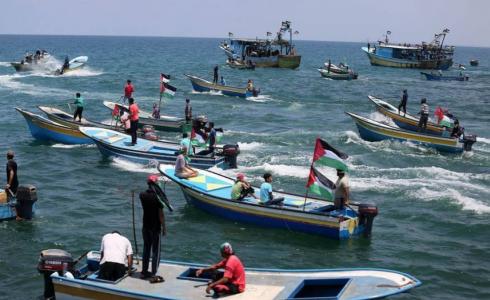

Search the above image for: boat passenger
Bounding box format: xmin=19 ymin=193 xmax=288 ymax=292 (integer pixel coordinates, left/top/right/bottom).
xmin=73 ymin=92 xmax=84 ymax=122
xmin=327 ymin=59 xmax=331 ymax=72
xmin=196 ymin=242 xmax=245 ymax=297
xmin=185 ymin=98 xmax=192 ymax=123
xmin=60 ymin=56 xmax=69 ymax=74
xmin=139 ymin=175 xmax=166 ymax=280
xmin=259 ymin=173 xmax=284 ymax=206
xmin=213 ymin=65 xmax=219 ymax=84
xmin=120 ymin=111 xmax=131 ymax=133
xmin=451 ymin=119 xmax=464 ymax=138
xmin=334 ymin=169 xmax=350 ymax=210
xmin=417 ymin=98 xmax=429 ymax=132
xmin=398 ymin=89 xmax=408 ymax=116
xmin=98 ymin=231 xmax=133 ymax=281
xmin=231 ymin=173 xmax=257 ymax=201
xmin=128 ymin=98 xmax=139 ymax=145
xmin=246 ymin=80 xmax=254 ymax=92
xmin=5 ymin=150 xmax=18 ymax=197
xmin=124 ymin=80 xmax=134 ymax=103
xmin=197 ymin=122 xmax=216 ymax=156
xmin=220 ymin=76 xmax=226 ymax=86
xmin=180 ymin=133 xmax=194 ymax=156
xmin=175 ymin=146 xmax=198 ymax=178
xmin=152 ymin=103 xmax=160 ymax=119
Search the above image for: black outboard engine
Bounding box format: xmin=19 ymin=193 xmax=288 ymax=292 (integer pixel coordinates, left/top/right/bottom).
xmin=222 ymin=144 xmax=240 ymax=169
xmin=38 ymin=249 xmax=74 ymax=299
xmin=15 ymin=185 xmax=37 ymax=219
xmin=462 ymin=134 xmax=477 ymax=151
xmin=358 ymin=203 xmax=378 ymax=237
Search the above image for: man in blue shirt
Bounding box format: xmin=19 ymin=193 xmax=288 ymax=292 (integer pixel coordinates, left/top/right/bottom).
xmin=180 ymin=133 xmax=194 ymax=156
xmin=259 ymin=173 xmax=284 ymax=205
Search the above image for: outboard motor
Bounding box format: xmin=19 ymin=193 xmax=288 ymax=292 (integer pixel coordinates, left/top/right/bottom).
xmin=358 ymin=203 xmax=378 ymax=237
xmin=222 ymin=144 xmax=240 ymax=169
xmin=15 ymin=185 xmax=37 ymax=219
xmin=462 ymin=134 xmax=477 ymax=151
xmin=38 ymin=249 xmax=74 ymax=299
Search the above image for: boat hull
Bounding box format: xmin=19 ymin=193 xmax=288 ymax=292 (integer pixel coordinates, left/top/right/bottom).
xmin=319 ymin=69 xmax=357 ymax=80
xmin=420 ymin=72 xmax=468 ymax=81
xmin=362 ymin=47 xmax=453 ymax=70
xmin=278 ymin=55 xmax=301 ymax=69
xmin=16 ymin=108 xmax=92 ymax=144
xmin=0 ymin=203 xmax=16 ymax=221
xmin=347 ymin=112 xmax=463 ymax=153
xmin=186 ymin=75 xmax=255 ymax=98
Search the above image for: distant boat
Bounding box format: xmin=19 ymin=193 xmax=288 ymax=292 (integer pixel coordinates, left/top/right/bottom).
xmin=219 ymin=20 xmax=301 ymax=69
xmin=54 ymin=56 xmax=88 ymax=75
xmin=318 ymin=68 xmax=358 ymax=80
xmin=362 ymin=29 xmax=454 ymax=70
xmin=420 ymin=72 xmax=468 ymax=81
xmin=470 ymin=59 xmax=479 ymax=66
xmin=185 ymin=74 xmax=259 ymax=98
xmin=10 ymin=50 xmax=50 ymax=72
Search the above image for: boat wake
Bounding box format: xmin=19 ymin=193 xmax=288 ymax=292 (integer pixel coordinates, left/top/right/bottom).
xmin=477 ymin=137 xmax=490 ymax=145
xmin=51 ymin=144 xmax=95 ymax=149
xmin=110 ymin=157 xmax=173 ymax=174
xmin=368 ymin=112 xmax=397 ymax=127
xmin=237 ymin=141 xmax=264 ymax=151
xmin=0 ymin=61 xmax=12 ymax=67
xmin=30 ymin=67 xmax=103 ymax=78
xmin=191 ymin=90 xmax=223 ymax=96
xmin=246 ymin=95 xmax=272 ymax=103
xmin=0 ymin=74 xmax=68 ymax=96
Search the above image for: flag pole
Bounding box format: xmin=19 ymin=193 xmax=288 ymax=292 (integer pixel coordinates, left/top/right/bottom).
xmin=158 ymin=92 xmax=163 ymax=114
xmin=304 ymin=162 xmax=314 ymax=212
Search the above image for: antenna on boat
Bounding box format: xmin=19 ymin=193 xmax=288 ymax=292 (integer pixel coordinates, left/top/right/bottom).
xmin=384 ymin=30 xmax=391 ymax=43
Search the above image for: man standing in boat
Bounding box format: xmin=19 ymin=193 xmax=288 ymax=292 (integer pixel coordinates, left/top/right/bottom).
xmin=139 ymin=175 xmax=166 ymax=281
xmin=73 ymin=92 xmax=84 ymax=122
xmin=5 ymin=150 xmax=18 ymax=199
xmin=398 ymin=89 xmax=408 ymax=116
xmin=124 ymin=80 xmax=134 ymax=103
xmin=418 ymin=98 xmax=429 ymax=132
xmin=128 ymin=98 xmax=139 ymax=145
xmin=184 ymin=98 xmax=192 ymax=123
xmin=213 ymin=65 xmax=219 ymax=84
xmin=196 ymin=242 xmax=245 ymax=297
xmin=334 ymin=169 xmax=350 ymax=210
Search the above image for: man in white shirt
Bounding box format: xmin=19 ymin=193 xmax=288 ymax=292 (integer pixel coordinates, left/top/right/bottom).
xmin=334 ymin=169 xmax=350 ymax=209
xmin=98 ymin=231 xmax=133 ymax=281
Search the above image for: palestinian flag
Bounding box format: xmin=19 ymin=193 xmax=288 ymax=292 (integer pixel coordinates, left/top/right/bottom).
xmin=312 ymin=138 xmax=348 ymax=171
xmin=306 ymin=166 xmax=336 ymax=200
xmin=161 ymin=82 xmax=177 ymax=99
xmin=161 ymin=73 xmax=170 ymax=84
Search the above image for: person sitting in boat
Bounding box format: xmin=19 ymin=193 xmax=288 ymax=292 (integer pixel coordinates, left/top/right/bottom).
xmin=152 ymin=103 xmax=160 ymax=119
xmin=220 ymin=76 xmax=226 ymax=86
xmin=451 ymin=119 xmax=464 ymax=138
xmin=98 ymin=231 xmax=133 ymax=281
xmin=417 ymin=98 xmax=429 ymax=132
xmin=196 ymin=242 xmax=245 ymax=297
xmin=231 ymin=173 xmax=257 ymax=201
xmin=246 ymin=80 xmax=254 ymax=92
xmin=197 ymin=122 xmax=217 ymax=156
xmin=259 ymin=173 xmax=284 ymax=206
xmin=180 ymin=133 xmax=194 ymax=156
xmin=175 ymin=146 xmax=198 ymax=179
xmin=120 ymin=111 xmax=131 ymax=133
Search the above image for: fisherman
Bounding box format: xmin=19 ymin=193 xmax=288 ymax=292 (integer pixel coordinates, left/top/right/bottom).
xmin=184 ymin=98 xmax=192 ymax=123
xmin=124 ymin=80 xmax=134 ymax=103
xmin=5 ymin=150 xmax=18 ymax=197
xmin=398 ymin=89 xmax=408 ymax=116
xmin=60 ymin=56 xmax=69 ymax=74
xmin=128 ymin=98 xmax=139 ymax=145
xmin=197 ymin=122 xmax=216 ymax=156
xmin=259 ymin=173 xmax=284 ymax=206
xmin=417 ymin=98 xmax=429 ymax=132
xmin=139 ymin=175 xmax=166 ymax=281
xmin=334 ymin=169 xmax=350 ymax=210
xmin=246 ymin=80 xmax=254 ymax=92
xmin=180 ymin=133 xmax=194 ymax=156
xmin=152 ymin=103 xmax=160 ymax=119
xmin=451 ymin=119 xmax=464 ymax=138
xmin=213 ymin=65 xmax=219 ymax=84
xmin=175 ymin=146 xmax=198 ymax=179
xmin=327 ymin=59 xmax=331 ymax=72
xmin=196 ymin=242 xmax=245 ymax=297
xmin=220 ymin=76 xmax=226 ymax=86
xmin=231 ymin=173 xmax=257 ymax=201
xmin=98 ymin=231 xmax=133 ymax=281
xmin=73 ymin=92 xmax=84 ymax=122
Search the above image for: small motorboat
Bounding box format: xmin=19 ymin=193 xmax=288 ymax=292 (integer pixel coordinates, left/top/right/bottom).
xmin=421 ymin=71 xmax=468 ymax=81
xmin=226 ymin=58 xmax=255 ymax=70
xmin=470 ymin=59 xmax=479 ymax=66
xmin=39 ymin=249 xmax=421 ymax=300
xmin=346 ymin=112 xmax=476 ymax=153
xmin=10 ymin=50 xmax=51 ymax=72
xmin=54 ymin=56 xmax=88 ymax=75
xmin=318 ymin=68 xmax=358 ymax=80
xmin=16 ymin=107 xmax=92 ymax=144
xmin=0 ymin=186 xmax=37 ymax=221
xmin=185 ymin=74 xmax=260 ymax=98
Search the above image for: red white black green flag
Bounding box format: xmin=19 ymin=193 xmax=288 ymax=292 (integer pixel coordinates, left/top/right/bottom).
xmin=312 ymin=138 xmax=348 ymax=171
xmin=306 ymin=165 xmax=336 ymax=200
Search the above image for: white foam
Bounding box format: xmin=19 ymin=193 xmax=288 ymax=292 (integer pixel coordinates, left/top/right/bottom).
xmin=0 ymin=62 xmax=11 ymax=67
xmin=51 ymin=144 xmax=95 ymax=149
xmin=110 ymin=157 xmax=161 ymax=173
xmin=191 ymin=90 xmax=223 ymax=96
xmin=477 ymin=137 xmax=490 ymax=144
xmin=0 ymin=74 xmax=67 ymax=96
xmin=237 ymin=142 xmax=264 ymax=151
xmin=368 ymin=112 xmax=397 ymax=127
xmin=58 ymin=68 xmax=103 ymax=77
xmin=246 ymin=94 xmax=273 ymax=103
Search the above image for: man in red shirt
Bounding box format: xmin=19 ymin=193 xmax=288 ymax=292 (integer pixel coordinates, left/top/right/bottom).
xmin=128 ymin=98 xmax=139 ymax=145
xmin=124 ymin=80 xmax=134 ymax=103
xmin=196 ymin=242 xmax=245 ymax=297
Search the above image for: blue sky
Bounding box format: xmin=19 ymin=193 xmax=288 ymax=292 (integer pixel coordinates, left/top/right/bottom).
xmin=1 ymin=0 xmax=489 ymax=47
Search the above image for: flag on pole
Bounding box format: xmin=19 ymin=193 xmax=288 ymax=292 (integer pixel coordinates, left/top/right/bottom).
xmin=160 ymin=82 xmax=177 ymax=99
xmin=160 ymin=73 xmax=170 ymax=84
xmin=306 ymin=166 xmax=336 ymax=200
xmin=312 ymin=138 xmax=348 ymax=171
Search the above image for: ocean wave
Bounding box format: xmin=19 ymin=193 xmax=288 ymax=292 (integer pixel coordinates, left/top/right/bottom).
xmin=0 ymin=74 xmax=67 ymax=96
xmin=0 ymin=62 xmax=12 ymax=67
xmin=246 ymin=94 xmax=273 ymax=103
xmin=29 ymin=67 xmax=103 ymax=78
xmin=237 ymin=141 xmax=264 ymax=151
xmin=110 ymin=157 xmax=162 ymax=173
xmin=477 ymin=137 xmax=490 ymax=144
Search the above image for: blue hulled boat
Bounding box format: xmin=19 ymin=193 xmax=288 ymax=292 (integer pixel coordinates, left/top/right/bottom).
xmin=159 ymin=165 xmax=379 ymax=240
xmin=420 ymin=72 xmax=469 ymax=81
xmin=41 ymin=249 xmax=420 ymax=300
xmin=346 ymin=112 xmax=476 ymax=153
xmin=16 ymin=107 xmax=93 ymax=144
xmin=79 ymin=127 xmax=238 ymax=169
xmin=1 ymin=186 xmax=37 ymax=221
xmin=185 ymin=74 xmax=258 ymax=98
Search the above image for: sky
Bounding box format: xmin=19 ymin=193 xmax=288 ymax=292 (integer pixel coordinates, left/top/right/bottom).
xmin=1 ymin=0 xmax=489 ymax=47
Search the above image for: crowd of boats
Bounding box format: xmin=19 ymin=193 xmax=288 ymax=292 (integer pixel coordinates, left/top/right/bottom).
xmin=10 ymin=49 xmax=88 ymax=75
xmin=3 ymin=20 xmax=485 ymax=299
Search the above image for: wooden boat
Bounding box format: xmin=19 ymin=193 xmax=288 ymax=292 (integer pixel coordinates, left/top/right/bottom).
xmin=220 ymin=21 xmax=301 ymax=69
xmin=79 ymin=127 xmax=238 ymax=169
xmin=318 ymin=68 xmax=358 ymax=80
xmin=346 ymin=112 xmax=476 ymax=153
xmin=10 ymin=50 xmax=50 ymax=72
xmin=159 ymin=165 xmax=378 ymax=239
xmin=362 ymin=29 xmax=454 ymax=70
xmin=470 ymin=59 xmax=479 ymax=66
xmin=102 ymin=101 xmax=185 ymax=132
xmin=185 ymin=74 xmax=259 ymax=98
xmin=43 ymin=249 xmax=421 ymax=300
xmin=226 ymin=58 xmax=255 ymax=70
xmin=16 ymin=107 xmax=92 ymax=144
xmin=367 ymin=95 xmax=445 ymax=136
xmin=420 ymin=72 xmax=469 ymax=81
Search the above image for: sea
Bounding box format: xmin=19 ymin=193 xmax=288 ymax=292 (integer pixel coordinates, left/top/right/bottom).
xmin=0 ymin=35 xmax=489 ymax=299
